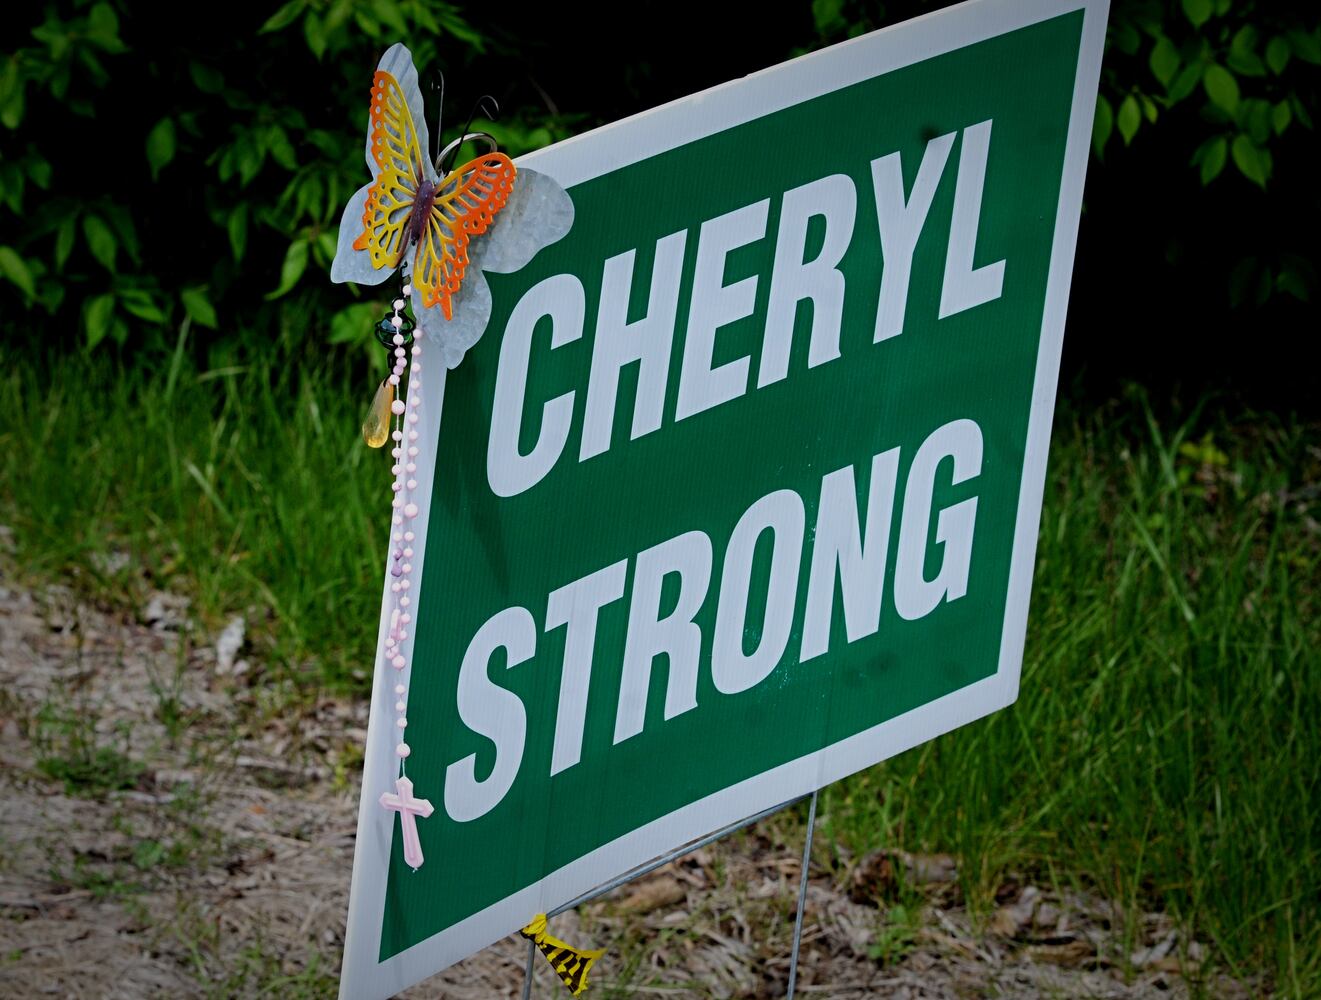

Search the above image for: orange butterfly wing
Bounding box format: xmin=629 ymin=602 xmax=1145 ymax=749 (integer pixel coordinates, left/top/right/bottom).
xmin=413 ymin=153 xmax=517 ymax=320
xmin=353 ymin=70 xmax=428 ymax=268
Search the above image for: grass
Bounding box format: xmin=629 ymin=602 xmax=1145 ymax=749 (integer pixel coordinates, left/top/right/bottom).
xmin=1 ymin=332 xmax=387 ymax=689
xmin=822 ymin=390 xmax=1320 ymax=992
xmin=2 ymin=341 xmax=1318 ymax=993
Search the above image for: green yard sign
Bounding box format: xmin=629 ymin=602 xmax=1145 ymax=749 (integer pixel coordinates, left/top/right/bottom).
xmin=341 ymin=0 xmax=1108 ymax=994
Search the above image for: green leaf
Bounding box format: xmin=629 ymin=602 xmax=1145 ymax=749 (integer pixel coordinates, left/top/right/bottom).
xmin=1266 ymin=36 xmax=1291 ymax=75
xmin=1168 ymin=63 xmax=1201 ymax=104
xmin=84 ymin=293 xmax=115 ymax=349
xmin=1272 ymin=100 xmax=1291 ymax=135
xmin=266 ymin=125 xmax=297 ymax=170
xmin=435 ymin=6 xmax=485 ymax=48
xmin=1198 ymin=136 xmax=1227 ymax=184
xmin=26 ymin=154 xmax=52 ymax=189
xmin=228 ymin=204 xmax=249 ymax=262
xmin=1112 ymin=21 xmax=1140 ymax=56
xmin=304 ymin=12 xmax=328 ymax=60
xmin=82 ymin=215 xmax=117 ymax=271
xmin=1227 ymin=49 xmax=1266 ymax=77
xmin=0 ymin=82 xmax=23 ymax=130
xmin=1276 ymin=269 xmax=1310 ymax=302
xmin=1182 ymin=0 xmax=1211 ymax=28
xmin=118 ymin=290 xmax=167 ymax=324
xmin=375 ymin=0 xmax=409 ymax=36
xmin=260 ymin=0 xmax=305 ymax=32
xmin=0 ymin=245 xmax=35 ymax=299
xmin=181 ymin=287 xmax=218 ymax=329
xmin=1292 ymin=94 xmax=1314 ymax=130
xmin=1149 ymin=36 xmax=1180 ymax=88
xmin=86 ymin=3 xmax=127 ymax=53
xmin=812 ymin=0 xmax=847 ymax=35
xmin=293 ymin=174 xmax=323 ymax=221
xmin=189 ymin=60 xmax=225 ymax=94
xmin=1286 ymin=29 xmax=1321 ymax=65
xmin=1242 ymin=99 xmax=1272 ymax=144
xmin=1228 ymin=26 xmax=1265 ymax=75
xmin=1203 ymin=64 xmax=1239 ymax=115
xmin=329 ymin=301 xmax=380 ymax=344
xmin=1231 ymin=134 xmax=1269 ymax=187
xmin=103 ymin=205 xmax=140 ymax=265
xmin=266 ymin=240 xmax=309 ymax=299
xmin=323 ymin=0 xmax=355 ymax=36
xmin=1231 ymin=25 xmax=1258 ymax=55
xmin=145 ymin=117 xmax=176 ymax=179
xmin=0 ymin=56 xmax=23 ymax=129
xmin=217 ymin=146 xmax=235 ymax=183
xmin=235 ymin=133 xmax=264 ymax=186
xmin=54 ymin=215 xmax=76 ymax=270
xmin=1140 ymin=94 xmax=1158 ymax=124
xmin=0 ymin=159 xmax=25 ymax=213
xmin=315 ymin=230 xmax=336 ymax=263
xmin=1118 ymin=94 xmax=1141 ymax=145
xmin=1092 ymin=94 xmax=1113 ymax=156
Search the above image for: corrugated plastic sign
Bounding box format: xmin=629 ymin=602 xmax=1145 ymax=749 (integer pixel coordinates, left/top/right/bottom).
xmin=341 ymin=1 xmax=1108 ymax=994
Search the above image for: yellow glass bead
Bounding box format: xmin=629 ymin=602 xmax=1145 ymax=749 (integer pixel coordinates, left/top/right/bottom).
xmin=362 ymin=379 xmax=394 ymax=448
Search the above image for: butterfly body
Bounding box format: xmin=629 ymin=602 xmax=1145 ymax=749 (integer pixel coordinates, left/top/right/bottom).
xmin=400 ymin=176 xmax=439 ymax=266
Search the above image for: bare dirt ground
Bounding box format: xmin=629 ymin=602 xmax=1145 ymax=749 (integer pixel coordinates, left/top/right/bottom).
xmin=0 ymin=575 xmax=1258 ymax=998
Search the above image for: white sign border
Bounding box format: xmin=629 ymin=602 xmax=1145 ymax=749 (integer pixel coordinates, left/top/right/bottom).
xmin=340 ymin=0 xmax=1109 ymax=994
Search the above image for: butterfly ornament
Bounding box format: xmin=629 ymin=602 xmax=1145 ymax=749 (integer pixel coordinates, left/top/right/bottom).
xmin=331 ymin=44 xmax=572 ymax=870
xmin=332 ymin=42 xmax=573 ymax=371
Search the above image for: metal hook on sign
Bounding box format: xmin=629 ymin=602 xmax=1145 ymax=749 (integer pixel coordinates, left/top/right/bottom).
xmin=438 ymin=94 xmax=501 ymax=174
xmin=435 ymin=131 xmax=500 ymax=176
xmin=429 ymin=72 xmax=446 ymax=166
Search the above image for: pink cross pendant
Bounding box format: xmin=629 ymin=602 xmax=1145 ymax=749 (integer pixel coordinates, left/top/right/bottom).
xmin=379 ymin=775 xmax=434 ymax=870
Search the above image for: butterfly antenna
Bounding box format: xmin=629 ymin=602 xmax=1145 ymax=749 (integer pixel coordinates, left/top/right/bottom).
xmin=430 ymin=72 xmax=446 ymax=166
xmin=443 ymin=95 xmax=501 ymax=174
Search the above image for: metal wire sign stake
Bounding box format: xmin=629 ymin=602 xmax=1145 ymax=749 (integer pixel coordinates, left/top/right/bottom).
xmin=520 ymin=791 xmax=820 ymax=999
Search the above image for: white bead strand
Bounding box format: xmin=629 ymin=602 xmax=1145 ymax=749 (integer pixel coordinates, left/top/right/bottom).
xmin=379 ymin=286 xmax=423 ymax=769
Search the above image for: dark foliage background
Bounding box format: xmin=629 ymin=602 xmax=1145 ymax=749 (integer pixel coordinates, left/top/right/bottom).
xmin=2 ymin=0 xmax=1318 ymax=402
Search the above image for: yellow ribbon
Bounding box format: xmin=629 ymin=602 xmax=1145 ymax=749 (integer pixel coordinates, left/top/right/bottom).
xmin=519 ymin=913 xmax=605 ymax=996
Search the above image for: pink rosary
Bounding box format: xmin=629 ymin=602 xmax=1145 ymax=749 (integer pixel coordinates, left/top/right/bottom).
xmin=368 ymin=277 xmax=436 ymax=870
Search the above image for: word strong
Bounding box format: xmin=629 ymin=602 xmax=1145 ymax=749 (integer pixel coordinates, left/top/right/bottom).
xmin=340 ymin=3 xmax=1106 ymax=996
xmin=452 ymin=418 xmax=983 ymax=820
xmin=489 ymin=121 xmax=1004 ymax=499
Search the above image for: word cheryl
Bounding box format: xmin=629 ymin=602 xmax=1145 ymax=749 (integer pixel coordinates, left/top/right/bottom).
xmin=489 ymin=119 xmax=1004 ymax=499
